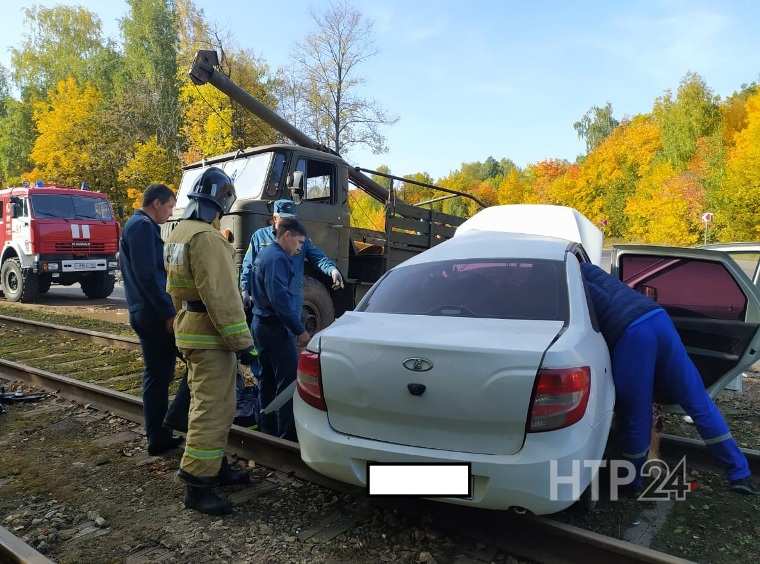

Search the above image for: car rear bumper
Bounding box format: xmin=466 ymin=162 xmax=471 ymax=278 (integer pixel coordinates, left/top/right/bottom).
xmin=294 ymin=394 xmax=613 ymax=515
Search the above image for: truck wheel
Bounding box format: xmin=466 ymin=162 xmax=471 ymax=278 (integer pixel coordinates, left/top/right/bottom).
xmin=38 ymin=274 xmax=52 ymax=294
xmin=81 ymin=272 xmax=115 ymax=299
xmin=302 ymin=276 xmax=335 ymax=334
xmin=1 ymin=258 xmax=39 ymax=303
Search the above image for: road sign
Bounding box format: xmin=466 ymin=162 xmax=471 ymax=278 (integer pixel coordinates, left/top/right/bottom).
xmin=702 ymin=212 xmax=714 ymax=223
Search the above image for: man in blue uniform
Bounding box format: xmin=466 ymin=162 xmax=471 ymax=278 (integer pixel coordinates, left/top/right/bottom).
xmin=581 ymin=263 xmax=756 ymax=494
xmin=120 ymin=184 xmax=187 ymax=455
xmin=251 ymin=217 xmax=311 ymax=440
xmin=239 ymin=199 xmax=344 ymax=317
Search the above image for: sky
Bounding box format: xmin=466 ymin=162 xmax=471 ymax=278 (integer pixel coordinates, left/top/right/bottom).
xmin=0 ymin=0 xmax=758 ymax=179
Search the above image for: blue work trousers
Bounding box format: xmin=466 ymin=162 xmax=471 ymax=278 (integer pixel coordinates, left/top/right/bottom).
xmin=613 ymin=309 xmax=750 ymax=486
xmin=252 ymin=316 xmax=298 ymax=441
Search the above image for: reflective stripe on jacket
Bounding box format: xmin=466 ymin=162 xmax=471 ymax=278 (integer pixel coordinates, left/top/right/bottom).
xmin=165 ymin=219 xmax=253 ymax=351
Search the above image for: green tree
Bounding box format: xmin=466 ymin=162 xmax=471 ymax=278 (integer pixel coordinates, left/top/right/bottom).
xmin=573 ymin=102 xmax=619 ymax=154
xmin=653 ymin=73 xmax=721 ymax=169
xmin=10 ymin=6 xmax=111 ymax=98
xmin=0 ymin=99 xmax=35 ymax=185
xmin=120 ymin=0 xmax=180 ymax=150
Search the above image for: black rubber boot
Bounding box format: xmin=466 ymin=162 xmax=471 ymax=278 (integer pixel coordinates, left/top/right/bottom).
xmin=218 ymin=456 xmax=251 ymax=486
xmin=729 ymin=477 xmax=759 ymax=495
xmin=177 ymin=470 xmax=232 ymax=515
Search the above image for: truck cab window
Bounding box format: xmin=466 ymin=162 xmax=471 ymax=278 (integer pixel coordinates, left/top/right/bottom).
xmin=265 ymin=152 xmax=287 ymax=197
xmin=295 ymin=158 xmax=333 ymax=202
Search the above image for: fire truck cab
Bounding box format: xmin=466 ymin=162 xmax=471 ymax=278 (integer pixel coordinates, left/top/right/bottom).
xmin=0 ymin=183 xmax=120 ymax=302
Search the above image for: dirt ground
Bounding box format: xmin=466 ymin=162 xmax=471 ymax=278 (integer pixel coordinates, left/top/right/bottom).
xmin=1 ymin=384 xmax=529 ymax=564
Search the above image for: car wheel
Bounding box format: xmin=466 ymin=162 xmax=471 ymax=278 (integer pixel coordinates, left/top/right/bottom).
xmin=302 ymin=275 xmax=335 ymax=334
xmin=1 ymin=258 xmax=39 ymax=303
xmin=81 ymin=272 xmax=115 ymax=299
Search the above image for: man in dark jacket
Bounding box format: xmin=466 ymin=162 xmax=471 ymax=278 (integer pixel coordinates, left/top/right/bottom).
xmin=121 ymin=184 xmax=185 ymax=455
xmin=581 ymin=263 xmax=755 ymax=494
xmin=252 ymin=217 xmax=311 ymax=440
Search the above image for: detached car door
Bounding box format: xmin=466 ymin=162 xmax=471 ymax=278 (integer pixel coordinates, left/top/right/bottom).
xmin=611 ymin=245 xmax=760 ymax=403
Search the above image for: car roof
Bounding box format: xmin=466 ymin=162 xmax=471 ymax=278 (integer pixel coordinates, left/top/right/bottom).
xmin=399 ymin=230 xmax=569 ymax=268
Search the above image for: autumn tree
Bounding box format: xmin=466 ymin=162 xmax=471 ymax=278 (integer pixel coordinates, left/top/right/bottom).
xmin=714 ymin=91 xmax=760 ymax=240
xmin=293 ymin=0 xmax=398 ymax=154
xmin=120 ymin=136 xmax=180 ymax=208
xmin=29 ymin=78 xmax=102 ymax=186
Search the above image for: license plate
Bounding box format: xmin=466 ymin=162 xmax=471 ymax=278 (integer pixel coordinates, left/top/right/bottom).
xmin=367 ymin=463 xmax=472 ymax=497
xmin=61 ymin=260 xmax=106 ymax=272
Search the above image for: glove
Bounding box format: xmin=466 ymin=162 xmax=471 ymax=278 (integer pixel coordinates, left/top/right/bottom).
xmin=237 ymin=346 xmax=258 ymax=366
xmin=331 ymin=268 xmax=344 ymax=290
xmin=242 ymin=291 xmax=252 ymax=311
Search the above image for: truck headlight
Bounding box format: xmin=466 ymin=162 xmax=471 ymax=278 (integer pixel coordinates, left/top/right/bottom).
xmin=47 ymin=263 xmax=59 ymax=271
xmin=108 ymin=261 xmax=118 ymax=269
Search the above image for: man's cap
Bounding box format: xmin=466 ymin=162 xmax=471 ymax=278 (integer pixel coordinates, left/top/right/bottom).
xmin=273 ymin=199 xmax=296 ymax=217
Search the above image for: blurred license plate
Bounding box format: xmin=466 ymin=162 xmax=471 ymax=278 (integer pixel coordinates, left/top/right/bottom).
xmin=367 ymin=463 xmax=472 ymax=497
xmin=62 ymin=260 xmax=106 ymax=272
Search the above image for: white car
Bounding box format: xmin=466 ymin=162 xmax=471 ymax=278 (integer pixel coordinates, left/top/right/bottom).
xmin=294 ymin=205 xmax=760 ymax=514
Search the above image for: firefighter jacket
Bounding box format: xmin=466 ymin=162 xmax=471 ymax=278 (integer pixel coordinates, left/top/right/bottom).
xmin=164 ymin=219 xmax=253 ymax=352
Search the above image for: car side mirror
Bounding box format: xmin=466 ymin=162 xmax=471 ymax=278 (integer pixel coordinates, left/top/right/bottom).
xmin=639 ymin=284 xmax=658 ymax=302
xmin=287 ymin=171 xmax=304 ymax=204
xmin=11 ymin=202 xmax=21 ymax=218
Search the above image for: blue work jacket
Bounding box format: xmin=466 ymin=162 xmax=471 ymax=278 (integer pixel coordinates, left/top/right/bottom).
xmin=120 ymin=210 xmax=175 ymax=321
xmin=240 ymin=225 xmax=336 ymax=312
xmin=580 ymin=263 xmax=660 ymax=350
xmin=252 ymin=243 xmax=306 ymax=336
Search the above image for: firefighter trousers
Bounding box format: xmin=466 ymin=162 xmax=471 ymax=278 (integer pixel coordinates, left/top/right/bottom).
xmin=179 ymin=348 xmax=237 ymax=477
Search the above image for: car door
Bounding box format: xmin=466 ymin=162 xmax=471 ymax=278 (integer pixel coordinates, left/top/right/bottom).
xmin=611 ymin=245 xmax=760 ymax=403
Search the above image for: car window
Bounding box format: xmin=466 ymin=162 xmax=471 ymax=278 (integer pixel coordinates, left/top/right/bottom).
xmin=620 ymin=254 xmax=747 ymax=321
xmin=357 ymin=258 xmax=569 ymax=321
xmin=295 ymin=158 xmax=333 ymax=202
xmin=727 ymin=252 xmax=760 ymax=280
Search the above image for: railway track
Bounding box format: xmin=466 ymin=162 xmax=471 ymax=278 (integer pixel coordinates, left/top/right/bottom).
xmin=0 ymin=314 xmax=707 ymax=563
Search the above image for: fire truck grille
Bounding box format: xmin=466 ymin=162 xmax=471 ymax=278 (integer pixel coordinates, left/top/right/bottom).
xmin=55 ymin=242 xmax=107 ymax=252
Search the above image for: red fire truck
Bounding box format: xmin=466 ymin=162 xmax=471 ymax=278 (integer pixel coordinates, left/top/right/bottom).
xmin=0 ymin=183 xmax=120 ymax=302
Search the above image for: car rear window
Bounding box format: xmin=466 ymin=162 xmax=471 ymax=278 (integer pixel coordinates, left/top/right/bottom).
xmin=356 ymin=259 xmax=569 ymax=321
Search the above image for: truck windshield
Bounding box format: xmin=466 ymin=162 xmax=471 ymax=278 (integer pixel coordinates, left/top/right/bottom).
xmin=30 ymin=194 xmax=113 ymax=220
xmin=175 ymin=151 xmax=279 ymax=210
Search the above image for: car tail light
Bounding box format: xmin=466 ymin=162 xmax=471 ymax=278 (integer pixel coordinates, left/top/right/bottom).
xmin=297 ymin=350 xmax=326 ymax=411
xmin=527 ymin=367 xmax=590 ymax=432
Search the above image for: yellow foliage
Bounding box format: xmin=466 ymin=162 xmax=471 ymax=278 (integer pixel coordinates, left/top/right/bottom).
xmin=348 ymin=189 xmax=385 ymax=231
xmin=715 ymin=91 xmax=760 ymax=240
xmin=180 ymin=81 xmax=234 ymax=163
xmin=30 ymin=77 xmax=102 ymax=186
xmin=118 ymin=135 xmax=180 ymax=209
xmin=624 ymin=163 xmax=702 ymax=245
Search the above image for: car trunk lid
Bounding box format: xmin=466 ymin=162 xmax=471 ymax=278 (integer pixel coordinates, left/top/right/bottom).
xmin=320 ymin=312 xmax=565 ymax=455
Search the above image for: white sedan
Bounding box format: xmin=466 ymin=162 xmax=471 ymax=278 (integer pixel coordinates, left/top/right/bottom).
xmin=294 ymin=205 xmax=760 ymax=514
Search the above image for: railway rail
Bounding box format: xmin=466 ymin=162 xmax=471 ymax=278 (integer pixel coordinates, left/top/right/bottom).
xmin=0 ymin=314 xmax=714 ymax=563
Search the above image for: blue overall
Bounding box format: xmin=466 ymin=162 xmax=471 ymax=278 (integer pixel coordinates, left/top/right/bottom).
xmin=251 ymin=242 xmax=306 ymax=441
xmin=581 ymin=263 xmax=750 ymax=486
xmin=240 ymin=225 xmax=336 ymax=315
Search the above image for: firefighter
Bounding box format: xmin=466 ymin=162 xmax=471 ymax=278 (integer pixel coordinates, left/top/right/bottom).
xmin=164 ymin=167 xmax=257 ymax=515
xmin=581 ymin=263 xmax=756 ymax=495
xmin=239 ymin=199 xmax=344 ymax=316
xmin=251 ymin=217 xmax=311 ymax=440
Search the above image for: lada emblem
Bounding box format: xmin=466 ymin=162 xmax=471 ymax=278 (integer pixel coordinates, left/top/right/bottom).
xmin=403 ymin=357 xmax=433 ymax=372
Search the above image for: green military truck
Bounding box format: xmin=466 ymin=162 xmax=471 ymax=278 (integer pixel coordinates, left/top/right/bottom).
xmin=162 ymin=50 xmax=484 ymax=334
